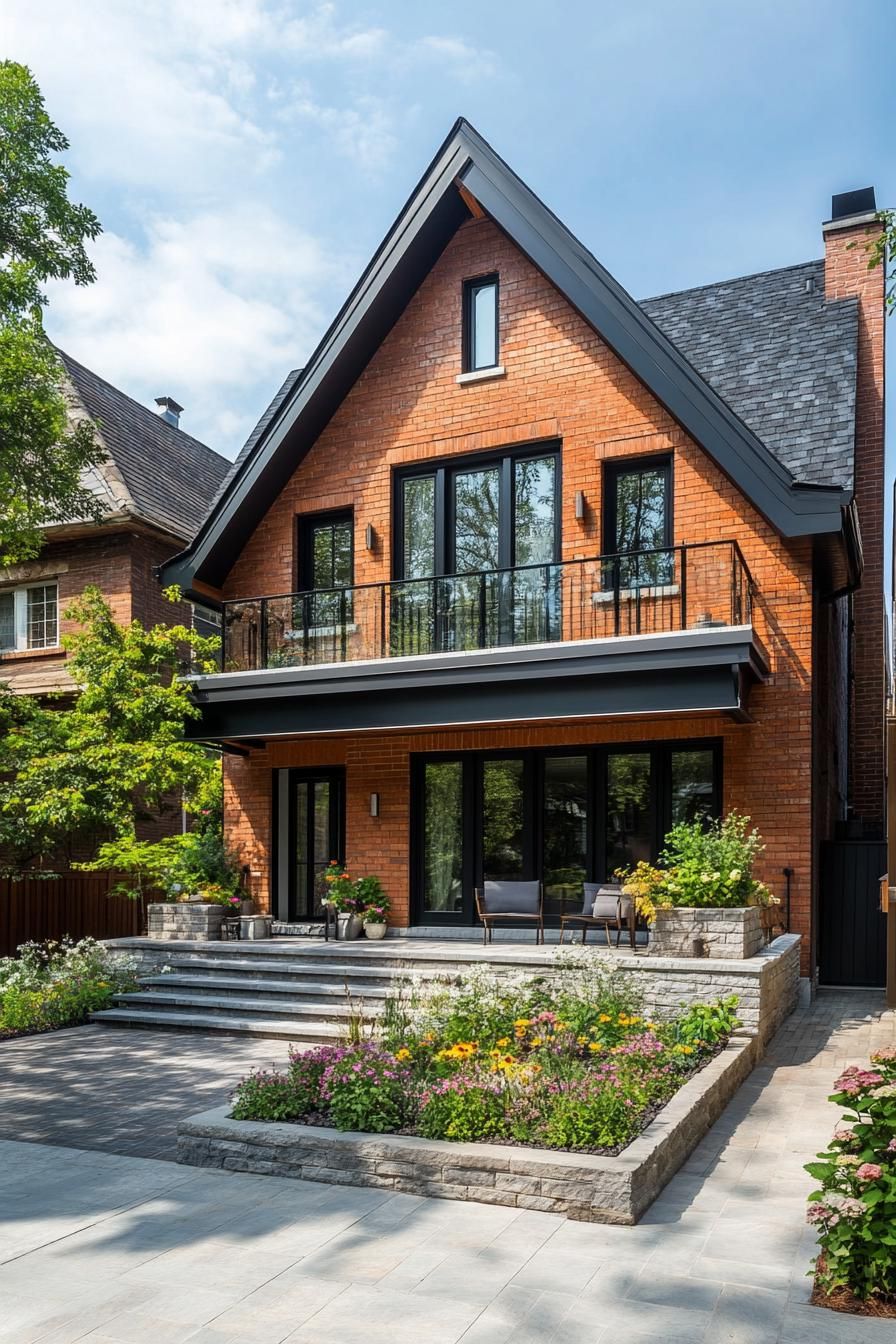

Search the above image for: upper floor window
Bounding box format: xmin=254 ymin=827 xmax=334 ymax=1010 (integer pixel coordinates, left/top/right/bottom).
xmin=298 ymin=511 xmax=354 ymax=628
xmin=604 ymin=457 xmax=672 ymax=588
xmin=0 ymin=582 xmax=59 ymax=653
xmin=462 ymin=274 xmax=499 ymax=372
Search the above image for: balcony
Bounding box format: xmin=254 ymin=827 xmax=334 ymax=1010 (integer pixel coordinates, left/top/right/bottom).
xmin=222 ymin=540 xmax=755 ymax=673
xmin=186 ymin=542 xmax=768 ymax=743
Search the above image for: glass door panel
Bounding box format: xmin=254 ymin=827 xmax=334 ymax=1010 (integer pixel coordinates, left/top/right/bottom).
xmin=422 ymin=760 xmax=465 ymax=916
xmin=605 ymin=752 xmax=652 ymax=877
xmin=670 ymin=749 xmax=716 ymax=825
xmin=482 ymin=758 xmax=525 ymax=881
xmin=451 ymin=466 xmax=502 ymax=650
xmin=289 ymin=772 xmax=343 ymax=921
xmin=394 ymin=475 xmax=437 ymax=656
xmin=513 ymin=455 xmax=558 ymax=644
xmin=543 ymin=755 xmax=588 ymax=918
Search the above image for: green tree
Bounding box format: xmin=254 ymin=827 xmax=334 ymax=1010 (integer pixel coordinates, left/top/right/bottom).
xmin=0 ymin=586 xmax=220 ymax=871
xmin=858 ymin=209 xmax=894 ymax=311
xmin=0 ymin=60 xmax=104 ymax=564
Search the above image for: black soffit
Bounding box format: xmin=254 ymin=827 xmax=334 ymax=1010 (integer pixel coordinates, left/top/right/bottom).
xmin=162 ymin=119 xmax=850 ymax=594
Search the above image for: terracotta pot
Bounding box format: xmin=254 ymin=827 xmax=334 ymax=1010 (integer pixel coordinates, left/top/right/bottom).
xmin=363 ymin=921 xmax=387 ymax=940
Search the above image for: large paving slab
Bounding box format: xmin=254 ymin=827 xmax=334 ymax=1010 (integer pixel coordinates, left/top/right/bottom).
xmin=0 ymin=988 xmax=894 ymax=1340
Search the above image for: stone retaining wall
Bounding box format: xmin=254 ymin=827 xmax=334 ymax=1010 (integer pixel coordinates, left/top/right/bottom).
xmin=177 ymin=1036 xmax=757 ymax=1224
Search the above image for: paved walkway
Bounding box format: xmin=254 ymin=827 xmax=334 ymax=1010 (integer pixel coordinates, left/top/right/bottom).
xmin=0 ymin=990 xmax=894 ymax=1342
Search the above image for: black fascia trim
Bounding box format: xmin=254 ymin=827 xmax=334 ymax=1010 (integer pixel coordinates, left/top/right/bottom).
xmin=186 ymin=664 xmax=744 ymax=740
xmin=189 ymin=629 xmax=768 ymax=709
xmin=162 ymin=118 xmax=849 ymax=595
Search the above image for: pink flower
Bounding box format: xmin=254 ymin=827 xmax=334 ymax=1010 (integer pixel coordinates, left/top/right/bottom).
xmin=856 ymin=1163 xmax=882 ymax=1182
xmin=887 ymin=1137 xmax=896 ymax=1153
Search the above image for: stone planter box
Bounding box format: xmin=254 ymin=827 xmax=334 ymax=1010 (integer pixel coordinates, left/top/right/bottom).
xmin=146 ymin=902 xmax=224 ymax=941
xmin=649 ymin=906 xmax=763 ymax=959
xmin=178 ymin=1036 xmax=757 ymax=1224
xmin=337 ymin=913 xmax=363 ymax=940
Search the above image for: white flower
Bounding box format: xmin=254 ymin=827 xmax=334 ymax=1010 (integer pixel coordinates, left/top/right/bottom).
xmin=729 ymin=869 xmax=741 ymax=882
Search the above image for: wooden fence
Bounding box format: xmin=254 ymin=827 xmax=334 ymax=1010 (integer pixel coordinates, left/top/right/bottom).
xmin=0 ymin=874 xmax=148 ymax=958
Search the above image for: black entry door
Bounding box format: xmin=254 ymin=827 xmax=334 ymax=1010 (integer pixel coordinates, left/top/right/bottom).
xmin=277 ymin=769 xmax=344 ymax=922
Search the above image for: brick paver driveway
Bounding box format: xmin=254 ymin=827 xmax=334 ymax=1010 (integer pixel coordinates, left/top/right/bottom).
xmin=0 ymin=1025 xmax=291 ymax=1159
xmin=0 ymin=990 xmax=894 ymax=1342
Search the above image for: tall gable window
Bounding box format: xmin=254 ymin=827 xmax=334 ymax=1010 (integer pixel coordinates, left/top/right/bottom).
xmin=0 ymin=583 xmax=59 ymax=653
xmin=299 ymin=511 xmax=353 ymax=628
xmin=604 ymin=457 xmax=673 ymax=588
xmin=462 ymin=274 xmax=498 ymax=371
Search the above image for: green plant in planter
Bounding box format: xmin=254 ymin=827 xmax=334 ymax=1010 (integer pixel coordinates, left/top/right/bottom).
xmin=322 ymin=861 xmax=362 ymax=914
xmin=357 ymin=877 xmax=389 ymax=924
xmin=618 ymin=812 xmax=776 ymax=922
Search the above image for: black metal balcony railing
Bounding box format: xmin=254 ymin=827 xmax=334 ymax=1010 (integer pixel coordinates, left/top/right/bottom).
xmin=221 ymin=540 xmax=754 ymax=674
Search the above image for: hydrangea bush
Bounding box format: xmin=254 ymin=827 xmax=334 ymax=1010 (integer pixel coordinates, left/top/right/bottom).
xmin=0 ymin=937 xmax=136 ymax=1035
xmin=230 ymin=952 xmax=739 ymax=1152
xmin=805 ymin=1048 xmax=896 ymax=1305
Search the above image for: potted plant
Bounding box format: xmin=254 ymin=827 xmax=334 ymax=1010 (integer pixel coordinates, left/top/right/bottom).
xmin=357 ymin=877 xmax=390 ymax=939
xmin=619 ymin=812 xmax=779 ymax=959
xmin=323 ymin=861 xmax=363 ymax=939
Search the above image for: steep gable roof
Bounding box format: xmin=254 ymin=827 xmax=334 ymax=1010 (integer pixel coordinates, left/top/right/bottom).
xmin=162 ymin=119 xmax=854 ymax=594
xmin=59 ymin=350 xmax=230 ymax=542
xmin=642 ymin=260 xmax=858 ymax=490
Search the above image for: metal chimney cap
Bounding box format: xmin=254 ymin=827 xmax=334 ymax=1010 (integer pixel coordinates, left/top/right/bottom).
xmin=155 ymin=395 xmax=184 ymax=416
xmin=830 ymin=187 xmax=876 ymax=221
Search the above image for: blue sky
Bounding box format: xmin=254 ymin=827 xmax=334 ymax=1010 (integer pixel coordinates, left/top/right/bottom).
xmin=4 ymin=0 xmax=894 ymax=467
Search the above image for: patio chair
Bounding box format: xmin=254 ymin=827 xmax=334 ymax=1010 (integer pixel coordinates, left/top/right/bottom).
xmin=559 ymin=882 xmax=636 ymax=949
xmin=474 ymin=880 xmax=544 ymax=945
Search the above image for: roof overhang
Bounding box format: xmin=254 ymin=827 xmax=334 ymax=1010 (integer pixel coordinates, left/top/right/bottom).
xmin=162 ymin=119 xmax=851 ymax=598
xmin=185 ymin=626 xmax=769 ymax=742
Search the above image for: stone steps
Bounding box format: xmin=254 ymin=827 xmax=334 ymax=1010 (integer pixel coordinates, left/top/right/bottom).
xmin=139 ymin=973 xmax=393 ymax=1000
xmin=91 ymin=1007 xmax=346 ymax=1041
xmin=111 ymin=991 xmax=386 ymax=1022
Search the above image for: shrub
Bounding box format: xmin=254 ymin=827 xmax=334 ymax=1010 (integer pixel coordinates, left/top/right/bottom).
xmin=672 ymin=995 xmax=741 ymax=1050
xmin=805 ymin=1048 xmax=896 ymax=1303
xmin=0 ymin=937 xmax=136 ymax=1034
xmin=417 ymin=1075 xmax=508 ymax=1142
xmin=230 ymin=1068 xmax=310 ymax=1122
xmin=538 ymin=1070 xmax=648 ymax=1150
xmin=319 ymin=1042 xmax=412 ymax=1132
xmin=619 ymin=812 xmax=775 ymax=920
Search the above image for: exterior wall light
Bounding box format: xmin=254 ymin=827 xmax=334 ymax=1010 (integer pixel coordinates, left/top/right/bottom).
xmin=369 ymin=792 xmax=380 ymax=817
xmin=575 ymin=490 xmax=586 ymax=521
xmin=365 ymin=523 xmax=376 ymax=550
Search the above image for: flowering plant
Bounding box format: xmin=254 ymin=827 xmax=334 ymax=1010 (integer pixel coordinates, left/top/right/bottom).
xmin=0 ymin=937 xmax=137 ymax=1036
xmin=322 ymin=861 xmax=363 ymax=913
xmin=805 ymin=1049 xmax=896 ymax=1305
xmin=356 ymin=876 xmax=390 ymax=923
xmin=617 ymin=813 xmax=775 ymax=921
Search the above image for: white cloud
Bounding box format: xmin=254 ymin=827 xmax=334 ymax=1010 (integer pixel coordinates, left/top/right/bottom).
xmin=46 ymin=205 xmax=342 ymax=453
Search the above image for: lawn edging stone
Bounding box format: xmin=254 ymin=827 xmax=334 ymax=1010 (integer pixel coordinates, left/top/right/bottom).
xmin=176 ymin=1034 xmax=759 ymax=1224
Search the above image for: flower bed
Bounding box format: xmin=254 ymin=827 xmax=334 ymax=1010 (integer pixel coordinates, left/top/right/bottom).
xmin=0 ymin=937 xmax=137 ymax=1040
xmin=230 ymin=958 xmax=740 ymax=1155
xmin=806 ymin=1048 xmax=896 ymax=1317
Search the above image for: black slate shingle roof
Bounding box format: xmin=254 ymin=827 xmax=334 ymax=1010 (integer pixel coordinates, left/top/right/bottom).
xmin=60 ymin=351 xmax=231 ymax=540
xmin=641 ymin=260 xmax=858 ymax=489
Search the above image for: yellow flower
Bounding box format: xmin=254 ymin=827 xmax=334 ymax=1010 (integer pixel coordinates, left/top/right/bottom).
xmin=514 ymin=1019 xmax=532 ymax=1028
xmin=577 ymin=1035 xmax=588 ymax=1046
xmin=530 ymin=1037 xmax=542 ymax=1047
xmin=588 ymin=1042 xmax=603 ymax=1053
xmin=496 ymin=1037 xmax=510 ymax=1047
xmin=599 ymin=1013 xmax=611 ymax=1023
xmin=394 ymin=1048 xmax=412 ymax=1062
xmin=555 ymin=1021 xmax=567 ymax=1030
xmin=646 ymin=1022 xmax=657 ymax=1030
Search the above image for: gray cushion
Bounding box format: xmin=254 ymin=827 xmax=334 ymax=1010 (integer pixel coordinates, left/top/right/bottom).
xmin=583 ymin=881 xmax=621 ymax=917
xmin=481 ymin=881 xmax=541 ymax=915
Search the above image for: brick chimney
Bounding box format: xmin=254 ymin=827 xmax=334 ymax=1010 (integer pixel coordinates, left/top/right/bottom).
xmin=823 ymin=188 xmax=886 ymax=833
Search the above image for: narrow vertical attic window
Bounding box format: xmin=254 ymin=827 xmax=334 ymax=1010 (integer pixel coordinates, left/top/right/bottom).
xmin=462 ymin=274 xmax=498 ymax=372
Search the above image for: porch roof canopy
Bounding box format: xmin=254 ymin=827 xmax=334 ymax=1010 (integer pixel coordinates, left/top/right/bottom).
xmin=187 ymin=625 xmax=769 ymax=744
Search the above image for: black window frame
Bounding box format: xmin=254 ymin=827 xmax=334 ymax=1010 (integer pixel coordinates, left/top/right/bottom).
xmin=393 ymin=442 xmax=561 ymax=581
xmin=409 ymin=737 xmax=722 ymax=925
xmin=296 ymin=508 xmax=354 ymax=593
xmin=462 ymin=272 xmax=499 ymax=373
xmin=603 ymin=455 xmax=673 ymax=559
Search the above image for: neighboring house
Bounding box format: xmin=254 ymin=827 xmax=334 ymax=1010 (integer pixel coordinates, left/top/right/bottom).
xmin=162 ymin=121 xmax=885 ymax=985
xmin=0 ymin=351 xmax=230 ymax=696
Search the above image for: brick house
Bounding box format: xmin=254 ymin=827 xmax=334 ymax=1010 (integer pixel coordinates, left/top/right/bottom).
xmin=0 ymin=351 xmax=230 ymax=698
xmin=162 ymin=122 xmax=885 ymax=982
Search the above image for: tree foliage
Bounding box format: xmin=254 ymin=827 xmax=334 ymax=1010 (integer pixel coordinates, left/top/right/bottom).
xmin=858 ymin=208 xmax=895 ymax=313
xmin=0 ymin=586 xmax=220 ymax=870
xmin=0 ymin=60 xmax=104 ymax=563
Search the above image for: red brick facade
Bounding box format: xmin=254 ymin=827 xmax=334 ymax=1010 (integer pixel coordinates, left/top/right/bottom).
xmin=823 ymin=218 xmax=887 ymax=833
xmin=215 ymin=214 xmax=886 ymax=977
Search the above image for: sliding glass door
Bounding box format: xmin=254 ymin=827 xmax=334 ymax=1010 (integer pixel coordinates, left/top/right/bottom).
xmin=411 ymin=742 xmax=720 ymax=925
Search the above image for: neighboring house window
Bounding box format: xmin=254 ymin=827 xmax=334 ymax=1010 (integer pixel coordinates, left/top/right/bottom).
xmin=0 ymin=583 xmax=59 ymax=653
xmin=604 ymin=457 xmax=673 ymax=587
xmin=462 ymin=273 xmax=499 ymax=371
xmin=299 ymin=511 xmax=354 ymax=627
